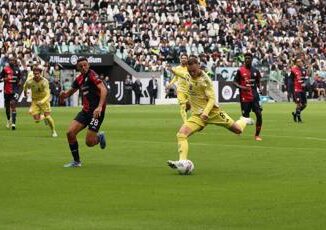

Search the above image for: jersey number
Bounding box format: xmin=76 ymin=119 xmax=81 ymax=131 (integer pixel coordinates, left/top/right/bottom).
xmin=90 ymin=118 xmax=99 ymax=127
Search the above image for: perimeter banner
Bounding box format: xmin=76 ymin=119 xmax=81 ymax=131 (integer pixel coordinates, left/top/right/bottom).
xmin=46 ymin=54 xmax=114 ymax=67
xmin=218 ymin=81 xmax=240 ymax=103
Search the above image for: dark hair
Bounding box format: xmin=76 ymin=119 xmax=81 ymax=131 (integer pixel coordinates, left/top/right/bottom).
xmin=189 ymin=54 xmax=198 ymax=59
xmin=244 ymin=52 xmax=253 ymax=58
xmin=180 ymin=53 xmax=188 ymax=59
xmin=294 ymin=57 xmax=302 ymax=63
xmin=188 ymin=57 xmax=199 ymax=65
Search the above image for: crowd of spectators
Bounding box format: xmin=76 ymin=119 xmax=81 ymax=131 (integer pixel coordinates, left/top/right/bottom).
xmin=0 ymin=0 xmax=325 ymax=79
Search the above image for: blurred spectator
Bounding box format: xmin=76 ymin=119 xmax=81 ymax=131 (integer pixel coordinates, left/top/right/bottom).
xmin=147 ymin=76 xmax=158 ymax=105
xmin=50 ymin=79 xmax=62 ymax=106
xmin=62 ymin=78 xmax=72 ymax=106
xmin=132 ymin=78 xmax=142 ymax=104
xmin=0 ymin=0 xmax=325 ymax=76
xmin=104 ymin=75 xmax=111 ymax=91
xmin=312 ymin=74 xmax=326 ymax=100
xmin=124 ymin=75 xmax=133 ymax=104
xmin=52 ymin=64 xmax=62 ymax=82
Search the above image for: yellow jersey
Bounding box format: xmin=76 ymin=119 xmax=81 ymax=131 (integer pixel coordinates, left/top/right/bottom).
xmin=23 ymin=77 xmax=50 ymax=104
xmin=26 ymin=71 xmax=34 ymax=81
xmin=188 ymin=71 xmax=217 ymax=116
xmin=168 ymin=65 xmax=190 ymax=93
xmin=173 ymin=68 xmax=217 ymax=116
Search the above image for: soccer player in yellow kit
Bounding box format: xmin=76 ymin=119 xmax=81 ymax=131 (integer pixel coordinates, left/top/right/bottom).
xmin=166 ymin=54 xmax=190 ymax=122
xmin=23 ymin=66 xmax=58 ymax=137
xmin=167 ymin=57 xmax=253 ymax=170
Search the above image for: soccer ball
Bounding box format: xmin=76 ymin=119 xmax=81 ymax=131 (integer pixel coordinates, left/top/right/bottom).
xmin=177 ymin=160 xmax=194 ymax=175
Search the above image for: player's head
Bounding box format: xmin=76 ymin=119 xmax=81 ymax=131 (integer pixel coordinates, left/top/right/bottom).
xmin=76 ymin=57 xmax=89 ymax=74
xmin=294 ymin=57 xmax=303 ymax=68
xmin=180 ymin=54 xmax=188 ymax=66
xmin=33 ymin=66 xmax=43 ymax=81
xmin=244 ymin=52 xmax=253 ymax=67
xmin=187 ymin=57 xmax=201 ymax=78
xmin=8 ymin=56 xmax=15 ymax=66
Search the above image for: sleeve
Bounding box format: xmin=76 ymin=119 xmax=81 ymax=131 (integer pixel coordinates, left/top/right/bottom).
xmin=203 ymin=77 xmax=216 ymax=116
xmin=38 ymin=80 xmax=51 ymax=104
xmin=71 ymin=78 xmax=79 ymax=89
xmin=27 ymin=71 xmax=34 ymax=81
xmin=233 ymin=69 xmax=241 ymax=84
xmin=172 ymin=67 xmax=189 ymax=80
xmin=90 ymin=72 xmax=102 ymax=85
xmin=0 ymin=68 xmax=6 ymax=82
xmin=167 ymin=75 xmax=177 ymax=87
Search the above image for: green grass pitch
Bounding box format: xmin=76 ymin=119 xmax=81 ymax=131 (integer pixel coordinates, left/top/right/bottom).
xmin=0 ymin=102 xmax=325 ymax=230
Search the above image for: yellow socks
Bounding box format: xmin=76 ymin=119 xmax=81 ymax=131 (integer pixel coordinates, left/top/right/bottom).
xmin=177 ymin=133 xmax=188 ymax=160
xmin=45 ymin=115 xmax=55 ymax=132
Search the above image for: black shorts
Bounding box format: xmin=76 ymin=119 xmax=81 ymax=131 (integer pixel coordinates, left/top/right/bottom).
xmin=4 ymin=93 xmax=19 ymax=103
xmin=294 ymin=92 xmax=307 ymax=104
xmin=74 ymin=110 xmax=105 ymax=132
xmin=241 ymin=100 xmax=262 ymax=117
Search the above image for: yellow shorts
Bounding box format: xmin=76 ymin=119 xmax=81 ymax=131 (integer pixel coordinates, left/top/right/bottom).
xmin=30 ymin=101 xmax=51 ymax=116
xmin=177 ymin=91 xmax=188 ymax=105
xmin=185 ymin=107 xmax=235 ymax=130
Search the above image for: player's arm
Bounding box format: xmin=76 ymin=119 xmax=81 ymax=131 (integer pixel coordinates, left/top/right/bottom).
xmin=61 ymin=88 xmax=78 ymax=98
xmin=0 ymin=68 xmax=6 ymax=82
xmin=60 ymin=78 xmax=79 ymax=100
xmin=201 ymin=78 xmax=216 ymax=120
xmin=166 ymin=75 xmax=177 ymax=88
xmin=172 ymin=67 xmax=189 ymax=80
xmin=93 ymin=81 xmax=108 ymax=118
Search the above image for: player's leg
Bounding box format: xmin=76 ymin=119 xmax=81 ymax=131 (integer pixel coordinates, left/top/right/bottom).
xmin=297 ymin=93 xmax=307 ymax=122
xmin=42 ymin=102 xmax=57 ymax=136
xmin=4 ymin=95 xmax=11 ymax=128
xmin=253 ymin=101 xmax=263 ymax=141
xmin=292 ymin=93 xmax=300 ymax=122
xmin=31 ymin=102 xmax=42 ymax=122
xmin=85 ymin=112 xmax=106 ymax=148
xmin=167 ymin=116 xmax=203 ymax=169
xmin=228 ymin=103 xmax=252 ymax=133
xmin=293 ymin=92 xmax=306 ymax=123
xmin=65 ymin=120 xmax=86 ymax=167
xmin=44 ymin=111 xmax=57 ymax=137
xmin=10 ymin=97 xmax=17 ymax=130
xmin=209 ymin=108 xmax=245 ymax=134
xmin=240 ymin=102 xmax=254 ymax=124
xmin=64 ymin=111 xmax=87 ymax=167
xmin=177 ymin=123 xmax=201 ymax=160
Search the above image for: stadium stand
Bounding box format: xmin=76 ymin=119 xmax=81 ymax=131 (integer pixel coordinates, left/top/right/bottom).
xmin=0 ymin=0 xmax=325 ymax=76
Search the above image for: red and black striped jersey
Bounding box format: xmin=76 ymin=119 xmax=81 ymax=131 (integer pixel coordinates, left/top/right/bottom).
xmin=0 ymin=65 xmax=21 ymax=95
xmin=234 ymin=66 xmax=261 ymax=102
xmin=290 ymin=66 xmax=305 ymax=93
xmin=72 ymin=69 xmax=106 ymax=113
